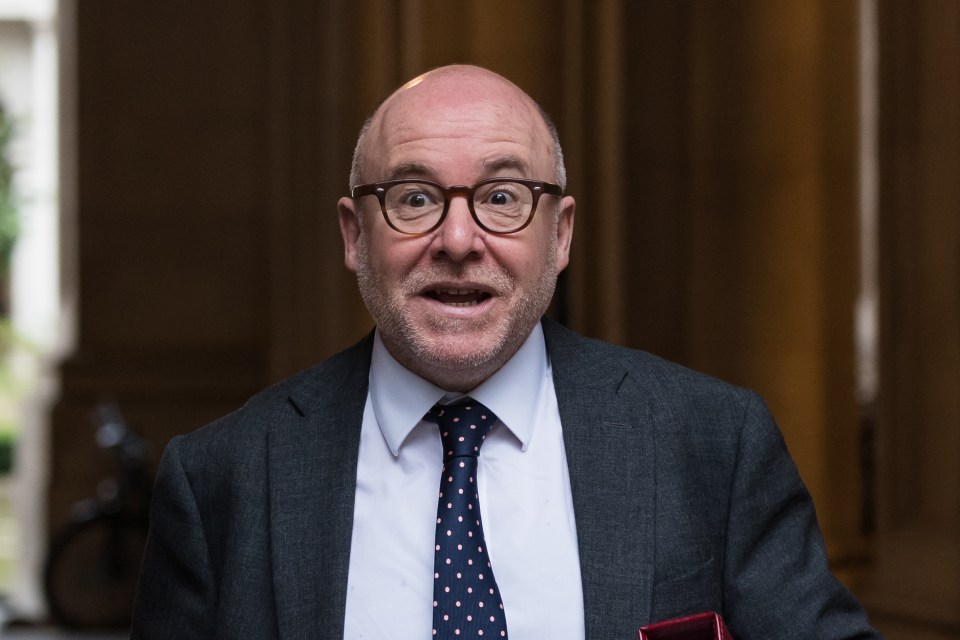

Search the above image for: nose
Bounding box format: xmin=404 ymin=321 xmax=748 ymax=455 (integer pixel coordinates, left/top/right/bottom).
xmin=431 ymin=194 xmax=484 ymax=262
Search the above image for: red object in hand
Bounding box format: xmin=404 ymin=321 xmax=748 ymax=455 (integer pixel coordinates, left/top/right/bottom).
xmin=638 ymin=612 xmax=733 ymax=640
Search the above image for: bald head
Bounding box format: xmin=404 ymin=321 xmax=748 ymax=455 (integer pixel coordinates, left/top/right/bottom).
xmin=349 ymin=65 xmax=566 ymax=191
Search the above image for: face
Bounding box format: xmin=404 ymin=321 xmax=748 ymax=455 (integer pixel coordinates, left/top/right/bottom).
xmin=338 ymin=67 xmax=575 ymax=391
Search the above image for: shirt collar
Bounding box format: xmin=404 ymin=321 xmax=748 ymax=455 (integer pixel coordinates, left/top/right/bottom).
xmin=369 ymin=324 xmax=549 ymax=456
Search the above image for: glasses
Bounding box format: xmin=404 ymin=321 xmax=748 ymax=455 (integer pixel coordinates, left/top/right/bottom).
xmin=351 ymin=178 xmax=563 ymax=235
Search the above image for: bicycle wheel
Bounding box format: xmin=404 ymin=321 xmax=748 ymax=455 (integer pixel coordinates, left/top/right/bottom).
xmin=44 ymin=514 xmax=149 ymax=629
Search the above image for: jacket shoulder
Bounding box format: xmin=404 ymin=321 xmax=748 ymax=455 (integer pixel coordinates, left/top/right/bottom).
xmin=543 ymin=318 xmax=757 ymax=409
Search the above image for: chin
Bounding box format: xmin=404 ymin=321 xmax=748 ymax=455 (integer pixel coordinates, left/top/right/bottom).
xmin=385 ymin=317 xmax=528 ymax=389
xmin=412 ymin=325 xmax=512 ymax=370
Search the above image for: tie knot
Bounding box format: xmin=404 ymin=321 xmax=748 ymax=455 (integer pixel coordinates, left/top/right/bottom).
xmin=427 ymin=400 xmax=497 ymax=460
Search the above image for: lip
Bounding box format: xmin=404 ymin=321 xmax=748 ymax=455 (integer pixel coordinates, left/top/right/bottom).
xmin=416 ymin=281 xmax=498 ymax=314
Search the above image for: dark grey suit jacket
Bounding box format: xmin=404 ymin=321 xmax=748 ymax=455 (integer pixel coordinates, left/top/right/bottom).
xmin=131 ymin=319 xmax=880 ymax=639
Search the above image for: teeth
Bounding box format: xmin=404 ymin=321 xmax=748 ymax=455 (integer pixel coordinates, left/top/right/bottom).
xmin=427 ymin=287 xmax=487 ymax=307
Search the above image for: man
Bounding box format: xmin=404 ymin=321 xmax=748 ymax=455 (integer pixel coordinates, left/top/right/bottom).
xmin=131 ymin=65 xmax=880 ymax=639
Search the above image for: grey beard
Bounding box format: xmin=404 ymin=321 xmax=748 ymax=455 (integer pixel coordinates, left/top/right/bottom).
xmin=354 ymin=231 xmax=559 ymax=384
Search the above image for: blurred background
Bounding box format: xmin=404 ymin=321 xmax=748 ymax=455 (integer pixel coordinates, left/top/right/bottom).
xmin=0 ymin=0 xmax=956 ymax=637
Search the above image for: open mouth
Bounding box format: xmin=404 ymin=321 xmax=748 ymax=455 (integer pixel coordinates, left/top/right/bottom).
xmin=425 ymin=288 xmax=493 ymax=307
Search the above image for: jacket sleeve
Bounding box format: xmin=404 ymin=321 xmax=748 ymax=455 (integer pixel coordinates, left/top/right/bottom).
xmin=722 ymin=393 xmax=882 ymax=639
xmin=131 ymin=436 xmax=217 ymax=639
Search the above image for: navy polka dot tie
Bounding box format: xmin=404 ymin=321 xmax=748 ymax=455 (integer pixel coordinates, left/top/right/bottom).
xmin=426 ymin=400 xmax=508 ymax=639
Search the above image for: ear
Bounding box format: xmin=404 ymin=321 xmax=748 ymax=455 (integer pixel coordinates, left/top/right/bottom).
xmin=338 ymin=196 xmax=361 ymax=272
xmin=554 ymin=195 xmax=575 ymax=273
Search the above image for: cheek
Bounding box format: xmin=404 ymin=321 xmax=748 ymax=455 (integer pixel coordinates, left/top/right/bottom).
xmin=493 ymin=240 xmax=554 ymax=284
xmin=362 ymin=232 xmax=424 ymax=281
xmin=519 ymin=223 xmax=561 ymax=275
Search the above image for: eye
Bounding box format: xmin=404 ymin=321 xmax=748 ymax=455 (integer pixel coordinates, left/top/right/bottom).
xmin=478 ymin=184 xmax=523 ymax=208
xmin=387 ymin=183 xmax=442 ymax=211
xmin=401 ymin=190 xmax=434 ymax=208
xmin=487 ymin=190 xmax=516 ymax=206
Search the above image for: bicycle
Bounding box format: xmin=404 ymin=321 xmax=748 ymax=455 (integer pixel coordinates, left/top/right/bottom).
xmin=43 ymin=401 xmax=153 ymax=629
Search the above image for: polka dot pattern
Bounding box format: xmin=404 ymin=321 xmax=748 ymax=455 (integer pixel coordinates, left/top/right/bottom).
xmin=426 ymin=400 xmax=508 ymax=639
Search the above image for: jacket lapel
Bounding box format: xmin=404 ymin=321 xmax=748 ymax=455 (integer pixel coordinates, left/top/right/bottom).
xmin=544 ymin=319 xmax=657 ymax=638
xmin=268 ymin=336 xmax=372 ymax=640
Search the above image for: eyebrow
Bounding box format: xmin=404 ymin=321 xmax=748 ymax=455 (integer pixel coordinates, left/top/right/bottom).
xmin=385 ymin=156 xmax=533 ymax=184
xmin=386 ymin=162 xmax=436 ymax=181
xmin=481 ymin=156 xmax=531 ymax=177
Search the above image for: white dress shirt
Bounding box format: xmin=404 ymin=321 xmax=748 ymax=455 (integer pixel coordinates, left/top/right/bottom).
xmin=343 ymin=325 xmax=585 ymax=639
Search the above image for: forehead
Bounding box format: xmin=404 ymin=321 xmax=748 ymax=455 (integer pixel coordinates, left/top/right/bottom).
xmin=368 ymin=73 xmax=554 ymax=180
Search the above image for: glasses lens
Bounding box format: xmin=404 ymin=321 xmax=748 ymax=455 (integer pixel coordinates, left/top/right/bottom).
xmin=383 ymin=182 xmax=445 ymax=233
xmin=473 ymin=181 xmax=534 ymax=232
